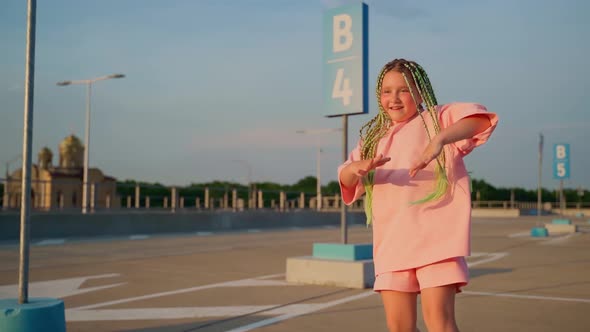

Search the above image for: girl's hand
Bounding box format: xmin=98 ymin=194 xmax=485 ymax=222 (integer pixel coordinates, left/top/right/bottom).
xmin=409 ymin=136 xmax=444 ymax=177
xmin=350 ymin=154 xmax=391 ymax=177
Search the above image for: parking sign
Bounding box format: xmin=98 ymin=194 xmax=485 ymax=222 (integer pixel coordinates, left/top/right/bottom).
xmin=323 ymin=3 xmax=368 ymax=117
xmin=553 ymin=143 xmax=570 ymax=179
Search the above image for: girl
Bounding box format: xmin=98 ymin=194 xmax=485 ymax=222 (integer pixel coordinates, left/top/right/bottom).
xmin=338 ymin=59 xmax=498 ymax=332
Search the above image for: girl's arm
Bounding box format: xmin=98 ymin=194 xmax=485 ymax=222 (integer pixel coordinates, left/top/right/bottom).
xmin=340 ymin=154 xmax=391 ymax=188
xmin=409 ymin=115 xmax=491 ymax=177
xmin=437 ymin=115 xmax=491 ymax=146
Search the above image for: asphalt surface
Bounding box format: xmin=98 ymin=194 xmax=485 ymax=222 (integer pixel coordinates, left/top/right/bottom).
xmin=0 ymin=216 xmax=589 ymax=331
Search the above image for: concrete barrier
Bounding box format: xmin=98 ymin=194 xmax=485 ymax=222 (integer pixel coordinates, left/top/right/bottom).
xmin=0 ymin=211 xmax=368 ymax=242
xmin=0 ymin=208 xmax=526 ymax=242
xmin=472 ymin=208 xmax=520 ymax=218
xmin=286 ymin=256 xmax=374 ymax=289
xmin=544 ymin=223 xmax=578 ymax=235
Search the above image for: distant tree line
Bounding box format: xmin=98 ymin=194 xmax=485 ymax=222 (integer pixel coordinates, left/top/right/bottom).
xmin=112 ymin=177 xmax=589 ymax=208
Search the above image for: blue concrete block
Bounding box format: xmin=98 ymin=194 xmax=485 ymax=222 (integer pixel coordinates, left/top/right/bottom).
xmin=552 ymin=219 xmax=572 ymax=225
xmin=313 ymin=243 xmax=373 ymax=261
xmin=530 ymin=227 xmax=549 ymax=237
xmin=0 ymin=298 xmax=65 ymax=332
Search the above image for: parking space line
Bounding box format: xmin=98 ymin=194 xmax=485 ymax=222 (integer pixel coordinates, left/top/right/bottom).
xmin=462 ymin=290 xmax=590 ymax=303
xmin=36 ymin=239 xmax=66 ymax=246
xmin=70 ymin=273 xmax=287 ymax=311
xmin=227 ymin=291 xmax=375 ymax=332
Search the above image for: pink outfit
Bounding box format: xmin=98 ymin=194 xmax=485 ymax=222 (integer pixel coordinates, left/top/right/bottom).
xmin=373 ymin=257 xmax=469 ymax=293
xmin=338 ymin=102 xmax=498 ymax=280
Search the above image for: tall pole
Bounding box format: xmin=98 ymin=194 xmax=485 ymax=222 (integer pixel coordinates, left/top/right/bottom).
xmin=57 ymin=73 xmax=124 ymax=214
xmin=2 ymin=167 xmax=7 ymax=211
xmin=537 ymin=133 xmax=543 ymax=220
xmin=316 ymin=140 xmax=322 ymax=211
xmin=295 ymin=128 xmax=341 ymax=211
xmin=341 ymin=115 xmax=348 ymax=244
xmin=19 ymin=0 xmax=36 ymax=304
xmin=82 ymin=83 xmax=92 ymax=214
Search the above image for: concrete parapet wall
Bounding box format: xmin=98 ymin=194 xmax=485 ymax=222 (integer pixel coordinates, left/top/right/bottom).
xmin=0 ymin=211 xmax=368 ymax=242
xmin=0 ymin=208 xmax=529 ymax=242
xmin=472 ymin=208 xmax=520 ymax=218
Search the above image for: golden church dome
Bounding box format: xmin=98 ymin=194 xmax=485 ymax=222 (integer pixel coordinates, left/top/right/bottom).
xmin=38 ymin=146 xmax=53 ymax=170
xmin=59 ymin=135 xmax=84 ymax=168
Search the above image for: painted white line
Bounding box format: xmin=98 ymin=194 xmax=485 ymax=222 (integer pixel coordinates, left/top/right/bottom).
xmin=223 ymin=279 xmax=290 ymax=287
xmin=36 ymin=239 xmax=65 ymax=246
xmin=508 ymin=231 xmax=530 ymax=238
xmin=70 ymin=273 xmax=286 ymax=310
xmin=326 ymin=56 xmax=359 ymax=64
xmin=129 ymin=235 xmax=149 ymax=240
xmin=256 ymin=273 xmax=285 ymax=280
xmin=540 ymin=233 xmax=581 ymax=245
xmin=462 ymin=291 xmax=590 ymax=303
xmin=227 ymin=291 xmax=375 ymax=332
xmin=67 ymin=306 xmax=276 ymax=321
xmin=196 ymin=232 xmax=213 ymax=236
xmin=467 ymin=252 xmax=509 ymax=267
xmin=247 ymin=229 xmax=261 ymax=233
xmin=67 ymin=303 xmax=348 ymax=322
xmin=0 ymin=274 xmax=123 ymax=299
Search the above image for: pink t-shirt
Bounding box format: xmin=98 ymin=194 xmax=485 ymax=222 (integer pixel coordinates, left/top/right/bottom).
xmin=338 ymin=102 xmax=498 ymax=275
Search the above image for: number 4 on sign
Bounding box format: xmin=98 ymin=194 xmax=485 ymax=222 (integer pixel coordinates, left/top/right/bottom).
xmin=332 ymin=68 xmax=352 ymax=106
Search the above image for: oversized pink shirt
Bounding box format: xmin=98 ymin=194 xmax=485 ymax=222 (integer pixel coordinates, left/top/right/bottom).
xmin=338 ymin=103 xmax=498 ymax=274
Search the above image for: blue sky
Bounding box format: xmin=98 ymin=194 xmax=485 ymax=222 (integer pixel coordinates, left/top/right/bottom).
xmin=1 ymin=0 xmax=589 ymax=190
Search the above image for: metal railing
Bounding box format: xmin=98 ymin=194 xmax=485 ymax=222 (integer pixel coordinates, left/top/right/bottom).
xmin=1 ymin=178 xmax=587 ymax=214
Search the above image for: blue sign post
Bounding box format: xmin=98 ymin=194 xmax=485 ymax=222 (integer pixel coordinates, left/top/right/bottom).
xmin=323 ymin=3 xmax=368 ymax=244
xmin=553 ymin=143 xmax=570 ymax=215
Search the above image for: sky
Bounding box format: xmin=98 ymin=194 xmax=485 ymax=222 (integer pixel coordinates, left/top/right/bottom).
xmin=1 ymin=0 xmax=589 ymax=190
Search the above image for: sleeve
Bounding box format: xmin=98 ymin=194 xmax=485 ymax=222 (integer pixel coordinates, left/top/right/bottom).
xmin=337 ymin=140 xmax=366 ymax=205
xmin=439 ymin=102 xmax=498 ymax=156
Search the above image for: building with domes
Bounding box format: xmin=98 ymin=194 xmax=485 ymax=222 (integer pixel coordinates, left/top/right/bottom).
xmin=3 ymin=134 xmax=119 ymax=210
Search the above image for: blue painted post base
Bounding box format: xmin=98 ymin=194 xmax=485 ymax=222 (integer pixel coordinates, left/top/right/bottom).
xmin=312 ymin=243 xmax=373 ymax=261
xmin=530 ymin=227 xmax=549 ymax=237
xmin=552 ymin=219 xmax=572 ymax=225
xmin=0 ymin=298 xmax=65 ymax=332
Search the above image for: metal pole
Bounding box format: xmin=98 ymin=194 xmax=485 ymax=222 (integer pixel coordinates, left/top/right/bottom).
xmin=537 ymin=133 xmax=543 ymax=220
xmin=559 ymin=179 xmax=564 ymax=216
xmin=341 ymin=115 xmax=348 ymax=244
xmin=19 ymin=0 xmax=36 ymax=304
xmin=316 ymin=142 xmax=322 ymax=211
xmin=2 ymin=168 xmax=8 ymax=211
xmin=82 ymin=83 xmax=92 ymax=214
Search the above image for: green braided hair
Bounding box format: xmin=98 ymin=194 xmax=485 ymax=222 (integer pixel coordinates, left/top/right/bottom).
xmin=359 ymin=59 xmax=449 ymax=225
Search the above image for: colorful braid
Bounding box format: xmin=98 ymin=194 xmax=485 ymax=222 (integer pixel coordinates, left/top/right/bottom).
xmin=359 ymin=59 xmax=449 ymax=225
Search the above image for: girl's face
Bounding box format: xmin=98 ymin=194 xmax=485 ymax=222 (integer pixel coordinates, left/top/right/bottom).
xmin=380 ymin=70 xmax=421 ymax=123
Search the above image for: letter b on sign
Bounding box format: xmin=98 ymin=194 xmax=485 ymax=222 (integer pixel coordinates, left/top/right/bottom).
xmin=333 ymin=14 xmax=353 ymax=52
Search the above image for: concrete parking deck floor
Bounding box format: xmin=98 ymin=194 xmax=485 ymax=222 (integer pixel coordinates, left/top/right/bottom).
xmin=0 ymin=216 xmax=589 ymax=331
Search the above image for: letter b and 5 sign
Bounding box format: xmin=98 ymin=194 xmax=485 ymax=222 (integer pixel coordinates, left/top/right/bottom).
xmin=553 ymin=143 xmax=570 ymax=179
xmin=323 ymin=3 xmax=368 ymax=117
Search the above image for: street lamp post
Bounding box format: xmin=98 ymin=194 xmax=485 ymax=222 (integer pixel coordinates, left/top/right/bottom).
xmin=296 ymin=128 xmax=342 ymax=211
xmin=56 ymin=73 xmax=124 ymax=214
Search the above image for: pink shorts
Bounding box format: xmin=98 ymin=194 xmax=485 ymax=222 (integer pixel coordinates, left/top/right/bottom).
xmin=374 ymin=257 xmax=469 ymax=293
